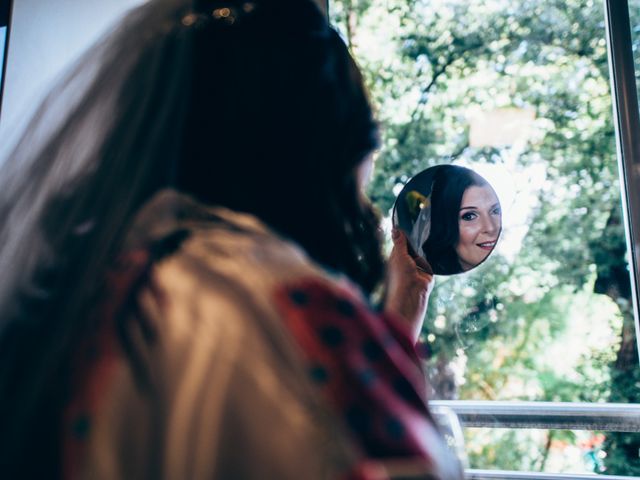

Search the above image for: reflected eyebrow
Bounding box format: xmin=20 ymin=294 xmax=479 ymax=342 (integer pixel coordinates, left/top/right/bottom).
xmin=460 ymin=202 xmax=501 ymax=212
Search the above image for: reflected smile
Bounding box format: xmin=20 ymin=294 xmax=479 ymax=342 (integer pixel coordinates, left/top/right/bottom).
xmin=476 ymin=241 xmax=496 ymax=250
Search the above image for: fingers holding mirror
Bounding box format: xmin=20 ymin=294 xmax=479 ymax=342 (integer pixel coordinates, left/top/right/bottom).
xmin=392 ymin=165 xmax=502 ymax=276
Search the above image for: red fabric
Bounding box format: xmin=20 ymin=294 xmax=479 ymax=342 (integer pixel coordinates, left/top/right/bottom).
xmin=62 ymin=249 xmax=151 ymax=480
xmin=274 ymin=278 xmax=436 ymax=467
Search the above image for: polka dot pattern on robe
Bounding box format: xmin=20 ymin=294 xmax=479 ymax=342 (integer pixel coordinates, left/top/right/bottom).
xmin=274 ymin=278 xmax=441 ymax=464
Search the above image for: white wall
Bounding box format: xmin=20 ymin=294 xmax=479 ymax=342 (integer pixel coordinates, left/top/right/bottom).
xmin=0 ymin=0 xmax=145 ymax=154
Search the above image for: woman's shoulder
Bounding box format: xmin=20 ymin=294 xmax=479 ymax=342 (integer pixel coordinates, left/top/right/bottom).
xmin=66 ymin=201 xmax=362 ymax=480
xmin=129 ymin=189 xmax=329 ymax=281
xmin=160 ymin=208 xmax=336 ymax=300
xmin=127 ymin=189 xmax=355 ymax=337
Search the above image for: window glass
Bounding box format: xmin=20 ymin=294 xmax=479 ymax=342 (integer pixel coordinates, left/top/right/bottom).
xmin=331 ymin=0 xmax=639 ymax=474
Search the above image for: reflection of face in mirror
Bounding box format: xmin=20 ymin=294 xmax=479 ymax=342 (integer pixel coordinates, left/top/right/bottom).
xmin=393 ymin=165 xmax=502 ymax=275
xmin=456 ymin=185 xmax=501 ymax=271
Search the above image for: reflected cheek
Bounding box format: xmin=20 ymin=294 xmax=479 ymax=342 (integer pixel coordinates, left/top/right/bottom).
xmin=457 ymin=223 xmax=489 ymax=265
xmin=458 ymin=223 xmax=480 ymax=248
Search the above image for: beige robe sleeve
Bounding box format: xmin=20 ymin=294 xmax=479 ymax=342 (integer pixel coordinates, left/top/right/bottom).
xmin=75 ymin=243 xmax=357 ymax=480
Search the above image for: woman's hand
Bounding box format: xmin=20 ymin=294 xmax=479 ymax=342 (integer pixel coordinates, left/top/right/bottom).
xmin=384 ymin=228 xmax=435 ymax=344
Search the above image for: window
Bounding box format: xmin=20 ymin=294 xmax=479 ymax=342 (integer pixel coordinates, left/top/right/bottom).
xmin=330 ymin=0 xmax=640 ymax=476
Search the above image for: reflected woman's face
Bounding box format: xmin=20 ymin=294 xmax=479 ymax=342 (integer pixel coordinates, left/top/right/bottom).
xmin=456 ymin=184 xmax=501 ymax=271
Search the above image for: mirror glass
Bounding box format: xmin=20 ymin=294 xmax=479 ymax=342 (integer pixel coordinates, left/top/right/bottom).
xmin=393 ymin=165 xmax=502 ymax=275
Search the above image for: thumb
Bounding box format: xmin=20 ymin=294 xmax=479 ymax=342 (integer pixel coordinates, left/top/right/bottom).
xmin=391 ymin=228 xmax=410 ymax=257
xmin=391 ymin=227 xmax=406 ymax=245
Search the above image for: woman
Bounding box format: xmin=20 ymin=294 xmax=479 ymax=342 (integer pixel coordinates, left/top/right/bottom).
xmin=0 ymin=0 xmax=461 ymax=478
xmin=424 ymin=165 xmax=501 ymax=275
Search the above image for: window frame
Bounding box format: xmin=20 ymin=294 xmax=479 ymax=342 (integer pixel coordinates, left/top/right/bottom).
xmin=0 ymin=0 xmax=13 ymax=120
xmin=605 ymin=0 xmax=640 ymax=359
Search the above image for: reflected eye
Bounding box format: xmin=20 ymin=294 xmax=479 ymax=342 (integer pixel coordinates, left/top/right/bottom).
xmin=460 ymin=211 xmax=477 ymax=221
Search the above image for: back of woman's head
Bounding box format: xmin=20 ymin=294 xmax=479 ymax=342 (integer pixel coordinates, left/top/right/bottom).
xmin=424 ymin=165 xmax=486 ymax=273
xmin=0 ymin=0 xmax=383 ymax=476
xmin=179 ymin=0 xmax=382 ymax=290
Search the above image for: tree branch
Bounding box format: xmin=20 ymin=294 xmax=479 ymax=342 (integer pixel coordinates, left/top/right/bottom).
xmin=396 ymin=41 xmax=484 ymax=148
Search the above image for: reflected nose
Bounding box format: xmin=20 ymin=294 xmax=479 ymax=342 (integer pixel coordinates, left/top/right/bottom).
xmin=482 ymin=214 xmax=500 ymax=237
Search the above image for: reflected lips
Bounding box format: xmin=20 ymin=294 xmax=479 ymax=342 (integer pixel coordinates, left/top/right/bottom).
xmin=477 ymin=241 xmax=496 ymax=250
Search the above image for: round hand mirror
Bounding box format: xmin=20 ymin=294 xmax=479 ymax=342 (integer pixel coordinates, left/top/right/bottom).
xmin=392 ymin=165 xmax=502 ymax=275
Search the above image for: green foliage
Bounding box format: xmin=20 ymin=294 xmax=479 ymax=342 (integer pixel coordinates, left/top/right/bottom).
xmin=331 ymin=0 xmax=639 ymax=473
xmin=465 ymin=429 xmax=542 ymax=471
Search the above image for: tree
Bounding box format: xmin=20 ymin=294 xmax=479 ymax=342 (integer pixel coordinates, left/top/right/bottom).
xmin=331 ymin=0 xmax=639 ymax=473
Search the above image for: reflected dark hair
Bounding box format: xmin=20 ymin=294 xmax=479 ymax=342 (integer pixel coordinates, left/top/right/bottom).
xmin=424 ymin=165 xmax=487 ymax=274
xmin=0 ymin=0 xmax=383 ymax=476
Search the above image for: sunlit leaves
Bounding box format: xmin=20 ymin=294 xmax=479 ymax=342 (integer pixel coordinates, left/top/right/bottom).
xmin=332 ymin=0 xmax=636 ymax=472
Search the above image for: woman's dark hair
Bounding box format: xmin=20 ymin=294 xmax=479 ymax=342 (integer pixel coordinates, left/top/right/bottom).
xmin=178 ymin=0 xmax=383 ymax=290
xmin=423 ymin=165 xmax=487 ymax=274
xmin=0 ymin=0 xmax=383 ymax=476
